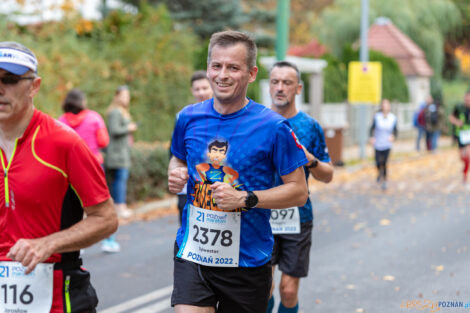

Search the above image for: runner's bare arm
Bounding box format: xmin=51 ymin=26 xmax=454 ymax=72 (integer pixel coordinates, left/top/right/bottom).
xmin=168 ymin=156 xmax=189 ymax=194
xmin=448 ymin=114 xmax=463 ymax=127
xmin=309 ymin=160 xmax=333 ymax=183
xmin=211 ymin=167 xmax=308 ymax=210
xmin=7 ymin=198 xmax=117 ymax=274
xmin=301 ymin=145 xmax=333 ymax=183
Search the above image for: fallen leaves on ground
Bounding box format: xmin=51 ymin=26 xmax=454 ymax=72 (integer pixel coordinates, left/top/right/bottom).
xmin=310 ymin=148 xmax=463 ymax=195
xmin=379 ymin=219 xmax=391 ymax=226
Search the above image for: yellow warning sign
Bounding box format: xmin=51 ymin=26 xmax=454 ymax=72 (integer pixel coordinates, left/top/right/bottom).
xmin=348 ymin=62 xmax=382 ymax=104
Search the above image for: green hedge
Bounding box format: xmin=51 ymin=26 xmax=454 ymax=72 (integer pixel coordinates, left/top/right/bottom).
xmin=127 ymin=143 xmax=170 ymax=202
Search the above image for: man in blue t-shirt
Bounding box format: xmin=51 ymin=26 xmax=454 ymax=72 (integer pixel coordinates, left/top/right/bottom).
xmin=168 ymin=31 xmax=309 ymax=313
xmin=267 ymin=61 xmax=334 ymax=313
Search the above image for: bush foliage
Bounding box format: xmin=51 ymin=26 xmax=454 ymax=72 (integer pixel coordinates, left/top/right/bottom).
xmin=127 ymin=143 xmax=169 ymax=202
xmin=0 ymin=5 xmax=197 ymax=142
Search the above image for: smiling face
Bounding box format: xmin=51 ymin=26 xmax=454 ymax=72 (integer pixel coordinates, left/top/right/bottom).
xmin=269 ymin=66 xmax=302 ymax=109
xmin=207 ymin=43 xmax=258 ymax=107
xmin=0 ymin=69 xmax=40 ymax=125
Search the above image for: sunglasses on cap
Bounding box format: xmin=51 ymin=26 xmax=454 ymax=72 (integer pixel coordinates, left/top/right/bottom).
xmin=0 ymin=75 xmax=35 ymax=85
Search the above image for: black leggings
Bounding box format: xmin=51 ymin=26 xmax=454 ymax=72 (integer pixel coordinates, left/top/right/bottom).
xmin=375 ymin=149 xmax=390 ymax=180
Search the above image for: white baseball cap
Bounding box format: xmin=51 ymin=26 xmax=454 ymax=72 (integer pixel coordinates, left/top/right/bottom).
xmin=0 ymin=41 xmax=38 ymax=75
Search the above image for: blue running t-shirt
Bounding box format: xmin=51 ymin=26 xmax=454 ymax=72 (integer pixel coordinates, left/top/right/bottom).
xmin=171 ymin=99 xmax=308 ymax=267
xmin=285 ymin=111 xmax=331 ymax=223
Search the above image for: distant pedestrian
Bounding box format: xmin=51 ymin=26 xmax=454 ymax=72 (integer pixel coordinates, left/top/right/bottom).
xmin=448 ymin=91 xmax=470 ymax=184
xmin=414 ymin=96 xmax=431 ymax=151
xmin=423 ymin=98 xmax=444 ymax=152
xmin=369 ymin=99 xmax=397 ymax=190
xmin=58 ymin=88 xmax=109 ymax=165
xmin=103 ymin=85 xmax=138 ymax=253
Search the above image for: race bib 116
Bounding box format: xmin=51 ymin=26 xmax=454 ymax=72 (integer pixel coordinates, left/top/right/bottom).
xmin=0 ymin=262 xmax=53 ymax=313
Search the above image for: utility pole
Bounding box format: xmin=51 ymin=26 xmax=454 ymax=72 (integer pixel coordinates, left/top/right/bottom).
xmin=360 ymin=0 xmax=369 ymax=65
xmin=275 ymin=0 xmax=290 ymax=61
xmin=357 ymin=0 xmax=369 ymax=159
xmin=102 ymin=0 xmax=108 ymax=18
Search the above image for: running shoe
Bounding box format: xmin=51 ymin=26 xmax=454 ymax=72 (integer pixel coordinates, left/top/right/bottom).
xmin=377 ymin=173 xmax=383 ymax=183
xmin=117 ymin=206 xmax=133 ymax=218
xmin=101 ymin=238 xmax=121 ymax=253
xmin=381 ymin=181 xmax=387 ymax=190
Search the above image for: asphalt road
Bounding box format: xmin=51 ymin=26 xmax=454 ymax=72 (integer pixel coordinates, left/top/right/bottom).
xmin=83 ymin=150 xmax=470 ymax=313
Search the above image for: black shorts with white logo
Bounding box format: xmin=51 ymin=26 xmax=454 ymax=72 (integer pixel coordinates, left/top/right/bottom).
xmin=171 ymin=242 xmax=272 ymax=313
xmin=271 ymin=221 xmax=313 ymax=278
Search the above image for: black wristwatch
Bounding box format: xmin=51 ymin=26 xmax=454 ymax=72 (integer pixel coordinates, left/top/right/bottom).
xmin=244 ymin=191 xmax=258 ymax=210
xmin=305 ymin=158 xmax=318 ymax=169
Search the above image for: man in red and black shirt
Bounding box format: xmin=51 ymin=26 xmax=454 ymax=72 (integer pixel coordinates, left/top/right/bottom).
xmin=0 ymin=41 xmax=118 ymax=312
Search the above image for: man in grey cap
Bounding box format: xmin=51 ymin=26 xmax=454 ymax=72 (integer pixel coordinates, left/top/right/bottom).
xmin=0 ymin=41 xmax=118 ymax=313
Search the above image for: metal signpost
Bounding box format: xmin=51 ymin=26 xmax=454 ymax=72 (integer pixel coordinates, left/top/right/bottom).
xmin=347 ymin=0 xmax=382 ymax=159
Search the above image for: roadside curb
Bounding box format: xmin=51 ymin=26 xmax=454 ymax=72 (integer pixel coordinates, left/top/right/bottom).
xmin=133 ymin=197 xmax=177 ymax=215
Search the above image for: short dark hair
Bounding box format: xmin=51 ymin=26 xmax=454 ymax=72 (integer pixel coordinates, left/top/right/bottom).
xmin=208 ymin=140 xmax=228 ymax=153
xmin=270 ymin=61 xmax=301 ymax=82
xmin=208 ymin=30 xmax=257 ymax=69
xmin=63 ymin=88 xmax=86 ymax=114
xmin=191 ymin=70 xmax=208 ymax=86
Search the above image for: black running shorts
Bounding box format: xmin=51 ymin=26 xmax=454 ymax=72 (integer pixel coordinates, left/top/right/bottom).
xmin=271 ymin=221 xmax=313 ymax=278
xmin=171 ymin=242 xmax=272 ymax=313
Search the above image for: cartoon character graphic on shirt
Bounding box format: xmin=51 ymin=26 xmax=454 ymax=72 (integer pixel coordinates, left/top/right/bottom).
xmin=193 ymin=139 xmax=242 ymax=211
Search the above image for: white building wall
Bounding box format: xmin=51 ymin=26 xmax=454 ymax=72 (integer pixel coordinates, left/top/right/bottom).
xmin=406 ymin=76 xmax=431 ymax=109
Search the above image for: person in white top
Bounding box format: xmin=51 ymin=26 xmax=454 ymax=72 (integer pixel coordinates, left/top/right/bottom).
xmin=369 ymin=99 xmax=397 ymax=190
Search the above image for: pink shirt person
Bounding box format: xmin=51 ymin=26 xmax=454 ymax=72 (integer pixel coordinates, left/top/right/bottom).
xmin=58 ymin=89 xmax=109 ymax=164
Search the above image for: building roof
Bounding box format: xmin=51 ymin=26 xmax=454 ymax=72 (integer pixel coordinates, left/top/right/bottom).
xmin=287 ymin=39 xmax=327 ymax=58
xmin=368 ymin=17 xmax=433 ymax=77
